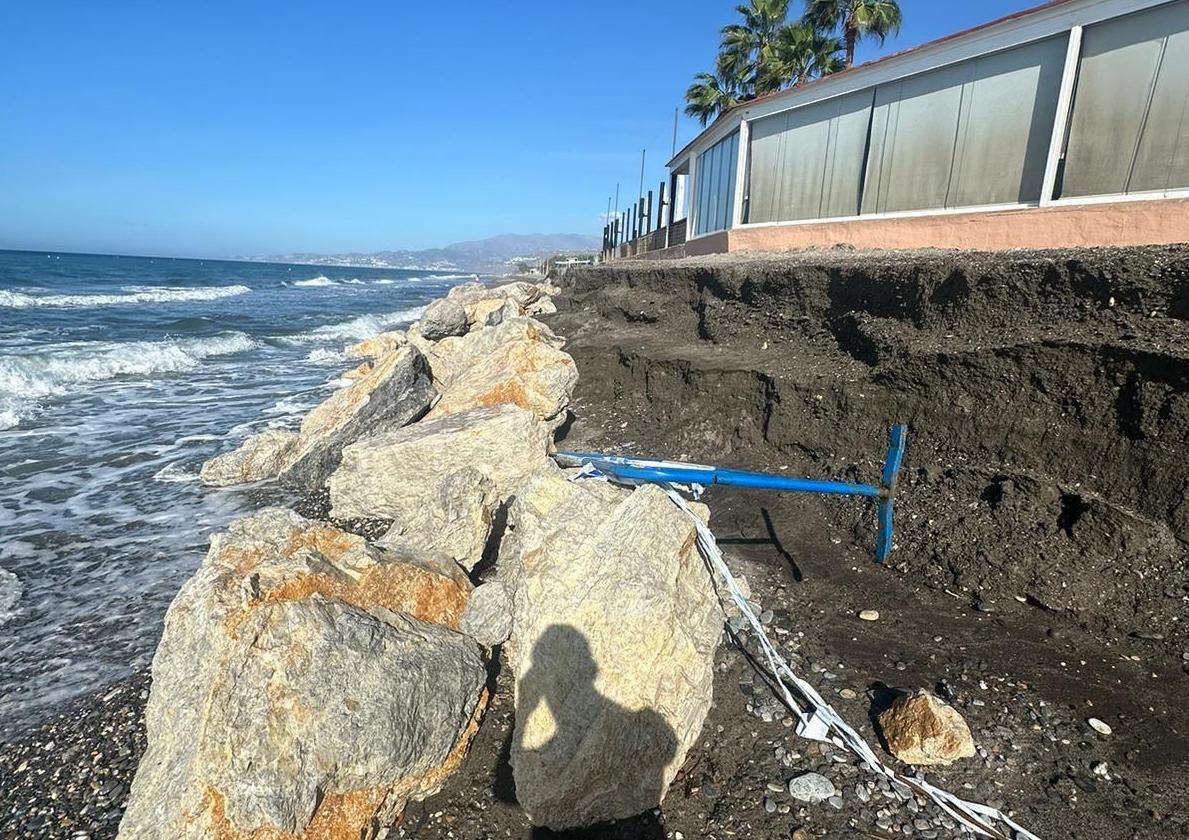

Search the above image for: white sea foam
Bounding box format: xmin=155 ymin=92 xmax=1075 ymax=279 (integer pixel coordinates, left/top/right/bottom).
xmin=306 ymin=347 xmax=351 ymax=364
xmin=0 ymin=285 xmax=251 ymax=308
xmin=285 ymin=305 xmax=426 ymax=344
xmin=0 ymin=332 xmax=259 ymax=428
xmin=293 ymin=275 xmax=334 ymax=287
xmin=153 ymin=462 xmax=200 ymax=483
xmin=0 ymin=567 xmax=22 ymax=627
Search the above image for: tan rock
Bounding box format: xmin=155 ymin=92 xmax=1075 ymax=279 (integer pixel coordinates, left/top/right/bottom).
xmin=418 ymin=298 xmax=468 ymax=340
xmin=376 ymin=466 xmax=499 ymax=571
xmin=878 ymin=690 xmax=976 ymax=766
xmin=428 ymin=333 xmax=577 ymax=423
xmin=199 ymin=345 xmax=434 ymax=488
xmin=525 ymin=296 xmax=557 ymax=317
xmin=447 ymin=280 xmax=543 ymax=309
xmin=483 ymin=297 xmax=524 ymax=327
xmin=465 ymin=297 xmax=513 ymax=327
xmin=328 ymin=403 xmax=552 ymax=524
xmin=198 ymin=429 xmax=300 ymax=487
xmin=118 ymin=509 xmax=485 ymax=839
xmin=412 ymin=316 xmax=575 ymax=423
xmin=502 ymin=466 xmax=720 ymax=829
xmin=346 ymin=329 xmax=407 ymax=359
xmin=342 ymin=360 xmax=373 ymax=381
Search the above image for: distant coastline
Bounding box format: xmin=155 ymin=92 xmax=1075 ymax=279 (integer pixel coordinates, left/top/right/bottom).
xmin=240 ymin=232 xmax=599 ymax=275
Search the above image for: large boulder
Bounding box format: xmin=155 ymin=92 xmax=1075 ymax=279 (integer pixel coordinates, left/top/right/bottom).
xmin=501 ymin=466 xmax=721 ymax=829
xmin=376 ymin=466 xmax=499 ymax=572
xmin=418 ymin=298 xmax=468 ymax=341
xmin=468 ymin=297 xmax=518 ymax=328
xmin=421 ymin=317 xmax=577 ymax=423
xmin=327 ymin=405 xmax=551 ymax=561
xmin=878 ymin=690 xmax=976 ymax=766
xmin=447 ymin=280 xmax=544 ymax=309
xmin=198 ymin=429 xmax=300 ymax=486
xmin=119 ymin=509 xmax=485 ymax=839
xmin=200 ymin=345 xmax=434 ymax=487
xmin=346 ymin=329 xmax=406 ymax=359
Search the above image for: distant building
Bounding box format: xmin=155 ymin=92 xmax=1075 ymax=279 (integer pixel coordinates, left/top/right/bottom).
xmin=610 ymin=0 xmax=1189 ymax=258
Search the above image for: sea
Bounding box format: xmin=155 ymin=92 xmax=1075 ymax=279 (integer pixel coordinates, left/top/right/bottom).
xmin=0 ymin=249 xmax=476 ymax=736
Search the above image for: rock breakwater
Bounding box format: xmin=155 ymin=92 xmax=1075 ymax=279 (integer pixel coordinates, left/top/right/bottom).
xmin=119 ymin=278 xmax=722 ymax=838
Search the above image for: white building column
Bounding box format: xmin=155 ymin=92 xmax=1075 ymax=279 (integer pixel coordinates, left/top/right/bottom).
xmin=687 ymin=154 xmax=700 ymax=237
xmin=731 ymin=120 xmax=750 ymax=228
xmin=1040 ymin=25 xmax=1084 ymax=207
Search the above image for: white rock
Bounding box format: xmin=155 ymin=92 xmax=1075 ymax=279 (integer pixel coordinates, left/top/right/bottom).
xmin=375 ymin=466 xmax=498 ymax=571
xmin=787 ymin=772 xmax=836 ymax=803
xmin=328 ymin=403 xmax=551 ymax=525
xmin=427 ymin=323 xmax=577 ymax=424
xmin=503 ymin=466 xmax=721 ymax=829
xmin=459 ymin=579 xmax=514 ymax=647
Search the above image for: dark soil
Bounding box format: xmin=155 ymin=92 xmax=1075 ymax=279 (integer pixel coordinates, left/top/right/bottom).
xmin=554 ymin=246 xmax=1189 ymax=647
xmin=2 ymin=246 xmax=1187 ymax=839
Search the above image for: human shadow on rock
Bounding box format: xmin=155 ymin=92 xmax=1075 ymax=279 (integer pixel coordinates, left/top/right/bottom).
xmin=513 ymin=625 xmax=677 ymax=840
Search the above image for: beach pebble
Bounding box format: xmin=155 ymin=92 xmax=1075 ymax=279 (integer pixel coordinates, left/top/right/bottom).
xmin=788 ymin=772 xmax=835 ymax=803
xmin=1087 ymin=717 xmax=1112 ymax=736
xmin=859 ymin=609 xmax=880 ymax=621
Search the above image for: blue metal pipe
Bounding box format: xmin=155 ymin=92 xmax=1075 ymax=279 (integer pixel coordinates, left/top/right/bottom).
xmin=553 ymin=453 xmax=881 ymax=498
xmin=555 ymin=423 xmax=908 ymax=564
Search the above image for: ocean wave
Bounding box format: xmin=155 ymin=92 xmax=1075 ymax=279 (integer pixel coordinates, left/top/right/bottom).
xmin=293 ymin=275 xmax=333 ymax=287
xmin=0 ymin=332 xmax=259 ymax=428
xmin=306 ymin=347 xmax=351 ymax=364
xmin=153 ymin=462 xmax=200 ymax=483
xmin=0 ymin=567 xmax=22 ymax=627
xmin=284 ymin=305 xmax=426 ymax=344
xmin=0 ymin=285 xmax=251 ymax=308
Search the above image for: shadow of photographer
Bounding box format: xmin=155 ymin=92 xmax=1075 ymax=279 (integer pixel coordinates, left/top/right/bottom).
xmin=514 ymin=625 xmax=678 ymax=840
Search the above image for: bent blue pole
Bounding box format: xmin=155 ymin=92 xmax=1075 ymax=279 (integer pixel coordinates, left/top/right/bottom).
xmin=554 ymin=424 xmax=908 ymax=564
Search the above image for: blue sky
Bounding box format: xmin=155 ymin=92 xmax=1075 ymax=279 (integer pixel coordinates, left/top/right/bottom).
xmin=0 ymin=0 xmax=1036 ymax=258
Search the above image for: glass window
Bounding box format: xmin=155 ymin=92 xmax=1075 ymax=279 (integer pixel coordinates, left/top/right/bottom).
xmin=862 ymin=35 xmax=1066 ymax=213
xmin=694 ymin=131 xmax=740 ymax=235
xmin=1061 ymin=0 xmax=1189 ymax=197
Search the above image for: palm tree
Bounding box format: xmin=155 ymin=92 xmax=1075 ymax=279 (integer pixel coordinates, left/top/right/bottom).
xmin=772 ymin=20 xmax=844 ymax=85
xmin=720 ymin=0 xmax=792 ymax=97
xmin=804 ymin=0 xmax=902 ymax=68
xmin=684 ymin=52 xmax=746 ymax=126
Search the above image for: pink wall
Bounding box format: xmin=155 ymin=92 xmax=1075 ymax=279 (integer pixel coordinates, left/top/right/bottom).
xmin=718 ymin=199 xmax=1189 ymax=254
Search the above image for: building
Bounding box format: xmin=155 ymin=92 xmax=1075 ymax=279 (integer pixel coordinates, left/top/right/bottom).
xmin=607 ymin=0 xmax=1189 ymax=258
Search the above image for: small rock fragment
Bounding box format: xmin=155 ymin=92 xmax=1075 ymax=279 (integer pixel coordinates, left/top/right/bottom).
xmin=787 ymin=772 xmax=835 ymax=803
xmin=878 ymin=690 xmax=975 ymax=766
xmin=459 ymin=579 xmax=513 ymax=647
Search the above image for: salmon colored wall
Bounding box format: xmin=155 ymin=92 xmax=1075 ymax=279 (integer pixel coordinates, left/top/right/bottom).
xmin=684 ymin=230 xmax=731 ymax=257
xmin=719 ymin=199 xmax=1189 ymax=254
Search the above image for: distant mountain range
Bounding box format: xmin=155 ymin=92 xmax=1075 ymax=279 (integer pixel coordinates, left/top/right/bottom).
xmin=245 ymin=233 xmax=600 ymax=274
